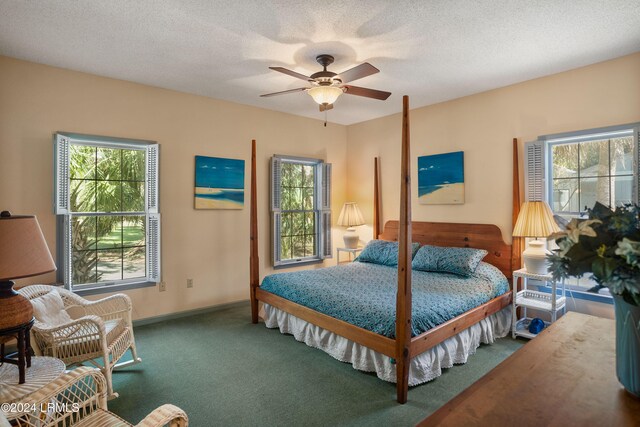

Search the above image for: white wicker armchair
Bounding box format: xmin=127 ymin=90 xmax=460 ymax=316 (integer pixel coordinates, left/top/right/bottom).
xmin=6 ymin=366 xmax=188 ymax=426
xmin=18 ymin=285 xmax=142 ymax=399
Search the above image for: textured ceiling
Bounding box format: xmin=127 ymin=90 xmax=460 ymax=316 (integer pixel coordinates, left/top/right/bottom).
xmin=1 ymin=1 xmax=639 ymax=125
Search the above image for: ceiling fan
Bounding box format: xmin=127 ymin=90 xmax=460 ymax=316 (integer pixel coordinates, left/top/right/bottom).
xmin=261 ymin=54 xmax=392 ymax=112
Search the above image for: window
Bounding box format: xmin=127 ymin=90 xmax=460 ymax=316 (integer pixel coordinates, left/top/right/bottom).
xmin=271 ymin=156 xmax=331 ymax=267
xmin=549 ymin=131 xmax=635 ymax=216
xmin=54 ymin=132 xmax=160 ymax=293
xmin=525 ymin=123 xmax=639 ymax=292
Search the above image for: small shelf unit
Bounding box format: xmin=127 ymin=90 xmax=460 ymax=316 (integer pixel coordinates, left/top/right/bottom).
xmin=512 ymin=268 xmax=565 ymax=339
xmin=513 ymin=317 xmax=553 ymax=340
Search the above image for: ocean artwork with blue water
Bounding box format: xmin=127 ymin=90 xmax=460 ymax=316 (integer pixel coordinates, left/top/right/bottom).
xmin=418 ymin=151 xmax=464 ymax=205
xmin=195 ymin=155 xmax=245 ymax=209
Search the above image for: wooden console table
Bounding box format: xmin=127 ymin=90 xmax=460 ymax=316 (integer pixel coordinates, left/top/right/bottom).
xmin=419 ymin=312 xmax=640 ymax=426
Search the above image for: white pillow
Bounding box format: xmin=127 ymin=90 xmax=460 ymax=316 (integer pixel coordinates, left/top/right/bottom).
xmin=31 ymin=290 xmax=73 ymax=327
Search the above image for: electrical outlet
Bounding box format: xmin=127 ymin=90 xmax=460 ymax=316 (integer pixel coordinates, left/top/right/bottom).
xmin=187 ymin=278 xmax=193 ymax=288
xmin=159 ymin=282 xmax=167 ymax=292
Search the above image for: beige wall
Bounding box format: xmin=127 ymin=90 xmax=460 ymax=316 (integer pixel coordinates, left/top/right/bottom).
xmin=0 ymin=56 xmax=347 ymax=320
xmin=347 ymin=52 xmax=640 ymax=318
xmin=347 ymin=53 xmax=640 ymax=242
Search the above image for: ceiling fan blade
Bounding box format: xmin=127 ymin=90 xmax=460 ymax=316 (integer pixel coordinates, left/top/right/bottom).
xmin=269 ymin=67 xmax=312 ymax=82
xmin=319 ymin=103 xmax=334 ymax=112
xmin=260 ymin=87 xmax=308 ymax=97
xmin=343 ymin=85 xmax=391 ymax=100
xmin=336 ymin=63 xmax=379 ymax=83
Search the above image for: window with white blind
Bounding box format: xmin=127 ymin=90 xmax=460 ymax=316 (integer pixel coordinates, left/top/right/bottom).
xmin=54 ymin=132 xmax=160 ymax=293
xmin=271 ymin=155 xmax=331 ymax=267
xmin=525 ymin=123 xmax=639 ymax=292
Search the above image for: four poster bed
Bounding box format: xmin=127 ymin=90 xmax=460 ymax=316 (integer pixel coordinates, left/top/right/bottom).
xmin=249 ymin=96 xmax=522 ymax=403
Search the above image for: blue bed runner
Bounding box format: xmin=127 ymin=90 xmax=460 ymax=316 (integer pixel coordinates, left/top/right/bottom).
xmin=260 ymin=261 xmax=509 ymax=338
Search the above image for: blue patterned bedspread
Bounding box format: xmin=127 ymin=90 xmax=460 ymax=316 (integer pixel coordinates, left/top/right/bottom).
xmin=260 ymin=261 xmax=509 ymax=338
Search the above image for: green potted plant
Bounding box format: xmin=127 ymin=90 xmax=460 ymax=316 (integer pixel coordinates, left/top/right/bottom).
xmin=547 ymin=202 xmax=640 ymax=397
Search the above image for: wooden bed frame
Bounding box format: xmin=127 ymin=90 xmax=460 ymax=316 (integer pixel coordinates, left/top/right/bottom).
xmin=249 ymin=96 xmax=523 ymax=403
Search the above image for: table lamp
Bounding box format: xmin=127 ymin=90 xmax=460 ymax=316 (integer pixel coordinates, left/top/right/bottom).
xmin=512 ymin=201 xmax=560 ymax=275
xmin=0 ymin=211 xmax=56 ymax=331
xmin=337 ymin=202 xmax=365 ymax=249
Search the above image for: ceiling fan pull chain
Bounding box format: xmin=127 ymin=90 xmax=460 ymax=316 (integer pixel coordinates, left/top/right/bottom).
xmin=324 ymin=109 xmax=327 ymax=127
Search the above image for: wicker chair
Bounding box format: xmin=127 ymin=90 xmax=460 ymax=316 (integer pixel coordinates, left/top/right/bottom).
xmin=6 ymin=366 xmax=188 ymax=426
xmin=18 ymin=285 xmax=142 ymax=399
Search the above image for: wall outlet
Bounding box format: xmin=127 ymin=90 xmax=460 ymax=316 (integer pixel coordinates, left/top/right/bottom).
xmin=187 ymin=278 xmax=193 ymax=288
xmin=159 ymin=282 xmax=167 ymax=292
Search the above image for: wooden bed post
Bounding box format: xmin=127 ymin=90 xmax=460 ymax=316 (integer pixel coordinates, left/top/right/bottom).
xmin=511 ymin=138 xmax=523 ymax=275
xmin=396 ymin=96 xmax=412 ymax=404
xmin=373 ymin=157 xmax=381 ymax=239
xmin=250 ymin=139 xmax=260 ymax=323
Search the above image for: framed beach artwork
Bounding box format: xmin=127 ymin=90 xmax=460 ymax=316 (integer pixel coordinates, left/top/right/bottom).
xmin=418 ymin=151 xmax=464 ymax=205
xmin=195 ymin=155 xmax=245 ymax=209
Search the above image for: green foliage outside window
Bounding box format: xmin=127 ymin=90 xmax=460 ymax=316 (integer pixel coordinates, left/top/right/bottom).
xmin=551 ymin=136 xmax=633 ymax=214
xmin=280 ymin=162 xmax=316 ymax=260
xmin=69 ymin=145 xmax=146 ymax=285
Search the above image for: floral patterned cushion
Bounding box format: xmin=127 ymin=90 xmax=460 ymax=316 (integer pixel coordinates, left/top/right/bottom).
xmin=412 ymin=245 xmax=488 ymax=277
xmin=355 ymin=240 xmax=420 ymax=266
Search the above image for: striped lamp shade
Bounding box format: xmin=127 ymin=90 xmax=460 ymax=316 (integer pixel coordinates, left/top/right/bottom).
xmin=337 ymin=202 xmax=365 ymax=227
xmin=512 ymin=201 xmax=560 ymax=238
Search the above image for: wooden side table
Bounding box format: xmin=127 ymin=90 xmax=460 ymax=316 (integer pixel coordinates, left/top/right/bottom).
xmin=0 ymin=318 xmax=34 ymax=384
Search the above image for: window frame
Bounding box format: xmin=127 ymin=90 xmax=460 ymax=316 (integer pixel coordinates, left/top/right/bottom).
xmin=54 ymin=132 xmax=160 ymax=295
xmin=525 ymin=122 xmax=639 ymax=296
xmin=543 ymin=124 xmax=638 ymax=217
xmin=271 ymin=155 xmax=331 ymax=268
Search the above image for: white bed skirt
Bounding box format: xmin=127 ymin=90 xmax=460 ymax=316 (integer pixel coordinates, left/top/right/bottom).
xmin=261 ymin=304 xmax=512 ymax=386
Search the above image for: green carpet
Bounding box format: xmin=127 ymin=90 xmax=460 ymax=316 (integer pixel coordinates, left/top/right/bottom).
xmin=108 ymin=302 xmax=523 ymax=426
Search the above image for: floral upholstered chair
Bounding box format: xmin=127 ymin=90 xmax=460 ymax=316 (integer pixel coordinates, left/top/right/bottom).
xmin=18 ymin=285 xmax=141 ymax=399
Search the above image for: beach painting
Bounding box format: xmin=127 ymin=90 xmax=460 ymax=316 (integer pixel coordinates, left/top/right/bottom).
xmin=418 ymin=151 xmax=464 ymax=205
xmin=195 ymin=155 xmax=245 ymax=209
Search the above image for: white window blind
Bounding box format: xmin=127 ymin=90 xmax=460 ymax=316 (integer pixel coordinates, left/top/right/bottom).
xmin=54 ymin=134 xmax=70 ymax=214
xmin=524 ymin=141 xmax=545 ymax=202
xmin=321 ymin=162 xmax=332 ymax=258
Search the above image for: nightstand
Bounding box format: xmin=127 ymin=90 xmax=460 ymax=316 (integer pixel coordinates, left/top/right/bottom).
xmin=512 ymin=268 xmax=566 ymax=339
xmin=336 ymin=247 xmax=363 ymax=265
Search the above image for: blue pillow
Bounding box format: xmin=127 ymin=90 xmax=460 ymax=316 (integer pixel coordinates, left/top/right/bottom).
xmin=411 ymin=245 xmax=488 ymax=277
xmin=355 ymin=240 xmax=420 ymax=266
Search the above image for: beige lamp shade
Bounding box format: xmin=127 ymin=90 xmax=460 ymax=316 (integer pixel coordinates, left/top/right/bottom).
xmin=0 ymin=213 xmax=56 ymax=281
xmin=337 ymin=202 xmax=365 ymax=227
xmin=512 ymin=201 xmax=560 ymax=238
xmin=337 ymin=203 xmax=365 ymax=249
xmin=512 ymin=201 xmax=560 ymax=274
xmin=0 ymin=211 xmax=56 ymax=330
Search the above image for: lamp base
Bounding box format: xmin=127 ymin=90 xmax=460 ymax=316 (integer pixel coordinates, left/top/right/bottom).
xmin=343 ymin=227 xmax=359 ymax=249
xmin=0 ymin=280 xmax=34 ymax=330
xmin=522 ymin=239 xmax=550 ymax=275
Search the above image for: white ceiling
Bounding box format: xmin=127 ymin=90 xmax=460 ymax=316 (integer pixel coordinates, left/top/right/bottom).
xmin=1 ymin=1 xmax=639 ymax=125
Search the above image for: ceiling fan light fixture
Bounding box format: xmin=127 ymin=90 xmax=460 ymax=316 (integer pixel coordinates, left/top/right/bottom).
xmin=307 ymin=86 xmax=344 ymax=105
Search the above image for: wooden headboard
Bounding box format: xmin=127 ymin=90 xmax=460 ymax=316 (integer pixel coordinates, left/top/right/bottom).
xmin=378 ymin=220 xmax=513 ymax=281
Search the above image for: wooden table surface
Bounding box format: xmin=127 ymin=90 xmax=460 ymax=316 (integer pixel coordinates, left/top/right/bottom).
xmin=419 ymin=312 xmax=640 ymax=427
